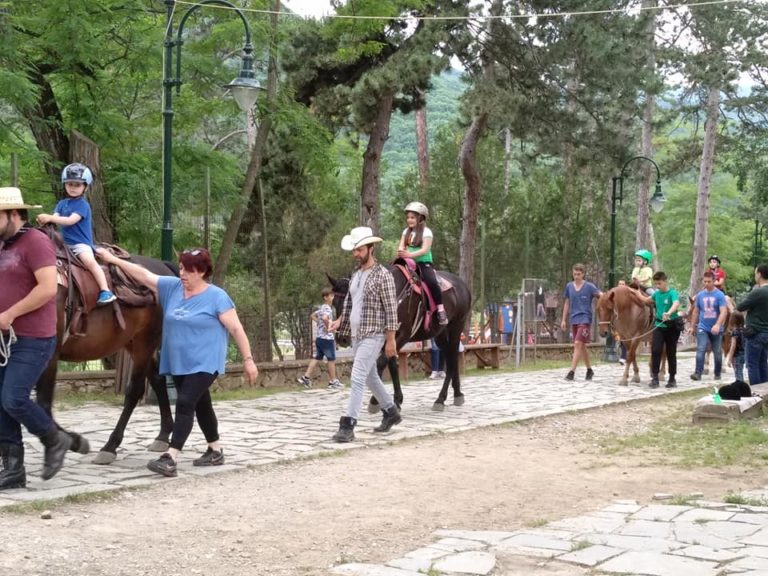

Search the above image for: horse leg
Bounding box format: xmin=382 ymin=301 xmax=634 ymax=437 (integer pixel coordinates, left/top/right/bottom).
xmin=450 ymin=347 xmax=464 ymax=406
xmin=34 ymin=358 xmax=90 ymax=455
xmin=631 ymin=341 xmax=642 ymax=383
xmin=386 ymin=355 xmax=403 ymax=409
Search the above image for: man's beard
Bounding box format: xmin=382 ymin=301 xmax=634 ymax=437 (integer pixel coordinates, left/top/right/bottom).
xmin=355 ymin=248 xmax=373 ymax=268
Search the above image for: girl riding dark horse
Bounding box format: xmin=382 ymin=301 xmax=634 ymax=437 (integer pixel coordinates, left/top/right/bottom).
xmin=329 ymin=260 xmax=471 ymax=411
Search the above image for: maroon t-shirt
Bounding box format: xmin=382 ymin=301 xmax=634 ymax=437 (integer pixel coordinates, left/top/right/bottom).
xmin=0 ymin=228 xmax=57 ymax=337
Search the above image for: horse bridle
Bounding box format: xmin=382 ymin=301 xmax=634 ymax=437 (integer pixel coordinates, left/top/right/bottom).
xmin=598 ymin=305 xmax=658 ymax=342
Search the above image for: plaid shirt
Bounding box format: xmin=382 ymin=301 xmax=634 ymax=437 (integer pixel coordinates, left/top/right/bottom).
xmin=337 ymin=262 xmax=398 ymax=341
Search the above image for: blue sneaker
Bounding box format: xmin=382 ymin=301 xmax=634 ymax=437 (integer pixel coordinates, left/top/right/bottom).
xmin=97 ymin=290 xmax=117 ymax=305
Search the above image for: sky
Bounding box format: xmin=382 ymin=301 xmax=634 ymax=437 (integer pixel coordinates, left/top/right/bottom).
xmin=282 ymin=0 xmax=334 ymax=19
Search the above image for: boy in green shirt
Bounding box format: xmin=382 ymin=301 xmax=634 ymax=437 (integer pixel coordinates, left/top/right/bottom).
xmin=638 ymin=271 xmax=681 ymax=388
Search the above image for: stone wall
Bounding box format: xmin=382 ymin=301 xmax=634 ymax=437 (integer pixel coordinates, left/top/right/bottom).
xmin=57 ymin=343 xmax=598 ymax=395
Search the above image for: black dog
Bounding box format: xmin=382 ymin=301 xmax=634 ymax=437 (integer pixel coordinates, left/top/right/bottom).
xmin=718 ymin=380 xmax=752 ymax=401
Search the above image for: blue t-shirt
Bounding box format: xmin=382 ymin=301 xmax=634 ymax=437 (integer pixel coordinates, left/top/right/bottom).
xmin=563 ymin=281 xmax=600 ymax=325
xmin=55 ymin=196 xmax=93 ymax=247
xmin=156 ymin=276 xmax=235 ymax=376
xmin=694 ymin=288 xmax=727 ymax=333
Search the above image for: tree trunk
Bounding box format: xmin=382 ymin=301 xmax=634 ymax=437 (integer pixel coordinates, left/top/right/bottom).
xmin=70 ymin=130 xmax=114 ymax=244
xmin=635 ymin=0 xmax=657 ymax=250
xmin=21 ymin=66 xmax=69 ymax=188
xmin=458 ymin=111 xmax=488 ymax=322
xmin=415 ymin=89 xmax=429 ymax=189
xmin=361 ymin=90 xmax=394 ymax=232
xmin=688 ymin=85 xmax=720 ymax=297
xmin=212 ymin=0 xmax=280 ymax=284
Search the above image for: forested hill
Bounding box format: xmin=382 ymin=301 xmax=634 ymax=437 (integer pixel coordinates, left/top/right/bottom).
xmin=382 ymin=69 xmax=466 ymax=182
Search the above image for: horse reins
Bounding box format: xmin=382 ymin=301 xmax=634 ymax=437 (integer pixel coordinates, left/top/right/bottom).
xmin=0 ymin=326 xmax=16 ymax=367
xmin=598 ymin=310 xmax=659 ymax=342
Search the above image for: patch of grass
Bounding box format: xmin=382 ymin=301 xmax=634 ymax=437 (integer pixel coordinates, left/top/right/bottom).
xmin=54 ymin=391 xmax=124 ymax=410
xmin=667 ymin=494 xmax=700 ymax=506
xmin=724 ymin=493 xmax=768 ymax=507
xmin=598 ymin=404 xmax=768 ymax=468
xmin=526 ymin=518 xmax=549 ymax=528
xmin=694 ymin=517 xmax=712 ymax=525
xmin=423 ymin=568 xmax=443 ymax=576
xmin=210 ymin=386 xmax=286 ymax=402
xmin=0 ymin=488 xmax=127 ymax=515
xmin=571 ymin=540 xmax=592 ymax=552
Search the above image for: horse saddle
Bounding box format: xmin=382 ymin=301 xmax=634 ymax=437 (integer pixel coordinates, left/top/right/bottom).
xmin=394 ymin=258 xmax=453 ymax=330
xmin=55 ymin=242 xmax=156 ymax=337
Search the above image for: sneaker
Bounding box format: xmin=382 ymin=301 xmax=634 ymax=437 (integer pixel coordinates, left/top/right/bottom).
xmin=96 ymin=290 xmax=117 ymax=305
xmin=297 ymin=375 xmax=312 ymax=389
xmin=436 ymin=309 xmax=448 ymax=326
xmin=327 ymin=379 xmax=343 ymax=390
xmin=619 ymin=358 xmax=626 ymax=366
xmin=429 ymin=371 xmax=440 ymax=380
xmin=585 ymin=368 xmax=594 ymax=381
xmin=565 ymin=370 xmax=575 ymax=381
xmin=649 ymin=377 xmax=660 ymax=389
xmin=690 ymin=373 xmax=701 ymax=381
xmin=147 ymin=453 xmax=177 ymax=477
xmin=666 ymin=378 xmax=677 ymax=388
xmin=193 ymin=447 xmax=224 ymax=467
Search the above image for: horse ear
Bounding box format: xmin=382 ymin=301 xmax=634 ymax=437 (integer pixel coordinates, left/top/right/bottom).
xmin=608 ymin=289 xmax=615 ymax=302
xmin=326 ymin=273 xmax=337 ymax=287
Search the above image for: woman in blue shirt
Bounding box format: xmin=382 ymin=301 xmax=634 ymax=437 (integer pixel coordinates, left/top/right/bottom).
xmin=97 ymin=247 xmax=258 ymax=477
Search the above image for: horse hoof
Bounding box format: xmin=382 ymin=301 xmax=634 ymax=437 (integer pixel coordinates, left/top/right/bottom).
xmin=619 ymin=380 xmax=628 ymax=386
xmin=632 ymin=376 xmax=641 ymax=383
xmin=147 ymin=440 xmax=170 ymax=453
xmin=92 ymin=451 xmax=116 ymax=465
xmin=453 ymin=395 xmax=465 ymax=406
xmin=367 ymin=403 xmax=381 ymax=415
xmin=432 ymin=402 xmax=445 ymax=412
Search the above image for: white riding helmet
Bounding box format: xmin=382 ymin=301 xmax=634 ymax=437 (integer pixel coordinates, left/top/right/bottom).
xmin=404 ymin=201 xmax=429 ymax=219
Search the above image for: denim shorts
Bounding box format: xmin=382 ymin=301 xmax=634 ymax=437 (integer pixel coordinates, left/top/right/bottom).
xmin=315 ymin=338 xmax=336 ymax=361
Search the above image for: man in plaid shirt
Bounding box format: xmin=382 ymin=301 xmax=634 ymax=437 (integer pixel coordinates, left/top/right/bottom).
xmin=330 ymin=227 xmax=401 ymax=442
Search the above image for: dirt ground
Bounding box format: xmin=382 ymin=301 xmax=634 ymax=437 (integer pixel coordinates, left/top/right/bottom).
xmin=0 ymin=394 xmax=760 ymax=576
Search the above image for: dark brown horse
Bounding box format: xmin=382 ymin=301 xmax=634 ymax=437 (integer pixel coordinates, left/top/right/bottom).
xmin=329 ymin=261 xmax=472 ymax=411
xmin=34 ymin=242 xmax=177 ymax=465
xmin=597 ymin=285 xmax=660 ymax=386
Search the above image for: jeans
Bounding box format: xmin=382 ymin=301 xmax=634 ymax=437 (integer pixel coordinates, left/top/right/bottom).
xmin=430 ymin=339 xmax=444 ymax=372
xmin=695 ymin=330 xmax=722 ymax=377
xmin=169 ymin=372 xmax=219 ymax=451
xmin=733 ymin=352 xmax=745 ymax=382
xmin=745 ymin=332 xmax=768 ymax=385
xmin=0 ymin=335 xmax=57 ymax=445
xmin=346 ymin=335 xmax=395 ymax=420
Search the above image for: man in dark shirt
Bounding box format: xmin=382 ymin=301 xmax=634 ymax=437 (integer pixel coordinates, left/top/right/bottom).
xmin=736 ymin=264 xmax=768 ymax=385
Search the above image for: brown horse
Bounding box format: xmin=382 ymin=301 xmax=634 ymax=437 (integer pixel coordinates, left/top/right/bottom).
xmin=597 ymin=285 xmax=660 ymax=386
xmin=34 ymin=244 xmax=177 ymax=464
xmin=329 ymin=261 xmax=472 ymax=411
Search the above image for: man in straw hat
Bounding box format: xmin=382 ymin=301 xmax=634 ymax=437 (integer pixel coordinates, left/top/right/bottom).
xmin=329 ymin=226 xmax=402 ymax=442
xmin=0 ymin=187 xmax=72 ymax=489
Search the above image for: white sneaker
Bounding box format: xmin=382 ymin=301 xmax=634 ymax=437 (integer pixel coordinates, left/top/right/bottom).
xmin=429 ymin=371 xmax=440 ymax=379
xmin=619 ymin=358 xmax=626 ymax=366
xmin=327 ymin=380 xmax=343 ymax=390
xmin=437 ymin=371 xmax=446 ymax=378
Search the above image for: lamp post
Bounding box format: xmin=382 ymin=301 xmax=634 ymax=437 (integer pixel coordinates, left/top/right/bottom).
xmin=161 ymin=0 xmax=261 ymax=261
xmin=753 ymin=219 xmax=766 ymax=271
xmin=603 ymin=155 xmax=666 ymax=362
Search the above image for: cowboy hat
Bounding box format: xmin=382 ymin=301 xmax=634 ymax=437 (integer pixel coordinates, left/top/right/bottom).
xmin=341 ymin=226 xmax=383 ymax=251
xmin=0 ymin=187 xmax=42 ymax=210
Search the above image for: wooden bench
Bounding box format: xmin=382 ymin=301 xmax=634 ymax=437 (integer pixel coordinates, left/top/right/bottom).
xmin=460 ymin=343 xmax=502 ymax=372
xmin=394 ymin=342 xmax=502 ymax=380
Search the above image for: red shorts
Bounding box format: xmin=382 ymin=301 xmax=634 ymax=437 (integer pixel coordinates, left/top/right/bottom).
xmin=571 ymin=324 xmax=591 ymax=343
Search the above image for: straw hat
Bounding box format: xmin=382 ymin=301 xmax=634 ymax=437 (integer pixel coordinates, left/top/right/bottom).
xmin=0 ymin=187 xmax=42 ymax=210
xmin=341 ymin=226 xmax=383 ymax=251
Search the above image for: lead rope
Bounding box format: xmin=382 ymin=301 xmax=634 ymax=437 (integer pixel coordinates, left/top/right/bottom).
xmin=0 ymin=326 xmax=16 ymax=367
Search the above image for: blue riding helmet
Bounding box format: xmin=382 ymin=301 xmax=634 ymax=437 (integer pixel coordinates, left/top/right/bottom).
xmin=61 ymin=163 xmax=93 ymax=186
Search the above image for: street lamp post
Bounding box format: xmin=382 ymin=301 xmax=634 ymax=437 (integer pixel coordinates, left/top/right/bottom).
xmin=161 ymin=0 xmax=261 ymax=261
xmin=603 ymin=155 xmax=667 ymax=362
xmin=753 ymin=219 xmax=766 ymax=271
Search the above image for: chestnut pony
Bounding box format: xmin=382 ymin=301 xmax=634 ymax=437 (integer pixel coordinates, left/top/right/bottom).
xmin=597 ymin=285 xmax=661 ymax=386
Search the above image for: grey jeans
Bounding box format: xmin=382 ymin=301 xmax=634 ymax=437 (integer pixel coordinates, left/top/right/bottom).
xmin=346 ymin=335 xmax=395 ymax=420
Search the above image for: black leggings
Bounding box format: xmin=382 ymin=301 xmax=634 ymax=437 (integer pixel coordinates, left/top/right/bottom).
xmin=418 ymin=262 xmax=443 ymax=306
xmin=169 ymin=372 xmax=219 ymax=451
xmin=651 ymin=326 xmax=680 ymax=378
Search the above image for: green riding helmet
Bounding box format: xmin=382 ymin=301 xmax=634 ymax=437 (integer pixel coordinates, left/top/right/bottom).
xmin=634 ymin=249 xmax=653 ymax=265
